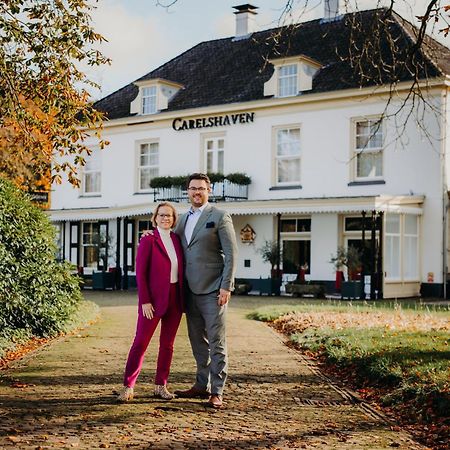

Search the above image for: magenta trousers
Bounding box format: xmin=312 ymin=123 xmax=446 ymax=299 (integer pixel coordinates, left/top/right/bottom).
xmin=123 ymin=283 xmax=182 ymax=387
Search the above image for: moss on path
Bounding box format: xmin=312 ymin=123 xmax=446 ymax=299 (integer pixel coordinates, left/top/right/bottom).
xmin=0 ymin=291 xmax=425 ymax=449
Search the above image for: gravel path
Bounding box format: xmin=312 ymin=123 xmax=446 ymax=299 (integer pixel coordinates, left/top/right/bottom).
xmin=0 ymin=291 xmax=425 ymax=449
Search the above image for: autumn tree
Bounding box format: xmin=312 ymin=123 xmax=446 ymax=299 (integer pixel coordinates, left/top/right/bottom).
xmin=0 ymin=0 xmax=110 ymax=192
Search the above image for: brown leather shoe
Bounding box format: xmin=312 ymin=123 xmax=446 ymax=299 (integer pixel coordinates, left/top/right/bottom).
xmin=174 ymin=386 xmax=210 ymax=399
xmin=206 ymin=394 xmax=223 ymax=409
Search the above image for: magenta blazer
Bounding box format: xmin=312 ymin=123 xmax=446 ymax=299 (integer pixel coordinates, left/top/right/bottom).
xmin=135 ymin=229 xmax=184 ymax=317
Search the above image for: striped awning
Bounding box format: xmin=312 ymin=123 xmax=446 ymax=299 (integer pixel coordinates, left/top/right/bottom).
xmin=47 ymin=194 xmax=424 ymax=222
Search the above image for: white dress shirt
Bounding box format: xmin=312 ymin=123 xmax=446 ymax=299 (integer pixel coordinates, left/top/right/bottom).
xmin=184 ymin=202 xmax=208 ymax=244
xmin=157 ymin=227 xmax=178 ymax=283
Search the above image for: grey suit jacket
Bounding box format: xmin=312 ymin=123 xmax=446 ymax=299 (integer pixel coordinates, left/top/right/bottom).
xmin=175 ymin=204 xmax=238 ymax=295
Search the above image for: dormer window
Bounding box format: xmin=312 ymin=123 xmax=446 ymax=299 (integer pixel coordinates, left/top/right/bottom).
xmin=264 ymin=55 xmax=322 ymax=98
xmin=130 ymin=78 xmax=184 ymax=116
xmin=142 ymin=86 xmax=157 ymax=114
xmin=278 ymin=64 xmax=298 ymax=97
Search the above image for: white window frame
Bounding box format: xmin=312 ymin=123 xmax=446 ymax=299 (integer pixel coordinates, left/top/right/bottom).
xmin=53 ymin=223 xmax=64 ymax=261
xmin=82 ymin=222 xmax=99 ymax=269
xmin=343 ymin=214 xmax=381 ymax=280
xmin=142 ymin=86 xmax=157 ymax=115
xmin=137 ymin=218 xmax=153 ymax=240
xmin=385 ymin=213 xmax=420 ymax=282
xmin=278 ymin=64 xmax=298 ymax=97
xmin=280 ymin=216 xmax=312 ymax=277
xmin=353 ymin=117 xmax=384 ymax=181
xmin=273 ymin=125 xmax=301 ymax=186
xmin=82 ymin=150 xmax=101 ymax=196
xmin=205 ymin=136 xmax=225 ymax=174
xmin=403 ymin=215 xmax=419 ymax=281
xmin=136 ymin=140 xmax=159 ymax=193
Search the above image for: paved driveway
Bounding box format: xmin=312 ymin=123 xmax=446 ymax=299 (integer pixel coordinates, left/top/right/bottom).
xmin=0 ymin=291 xmax=425 ymax=449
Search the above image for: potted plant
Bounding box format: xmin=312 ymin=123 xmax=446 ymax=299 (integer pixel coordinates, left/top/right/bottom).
xmin=257 ymin=239 xmax=281 ymax=295
xmin=225 ymin=172 xmax=251 ymax=185
xmin=330 ymin=246 xmax=363 ymax=298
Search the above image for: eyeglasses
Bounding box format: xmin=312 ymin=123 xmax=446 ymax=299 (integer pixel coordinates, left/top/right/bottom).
xmin=187 ymin=187 xmax=207 ymax=192
xmin=157 ymin=214 xmax=173 ymax=218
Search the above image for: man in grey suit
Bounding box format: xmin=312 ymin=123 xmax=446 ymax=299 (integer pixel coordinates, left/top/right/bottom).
xmin=174 ymin=173 xmax=238 ymax=409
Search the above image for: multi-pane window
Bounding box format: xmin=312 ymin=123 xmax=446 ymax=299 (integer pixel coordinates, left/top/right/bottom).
xmin=138 ymin=142 xmax=159 ymax=191
xmin=385 ymin=214 xmax=401 ymax=279
xmin=278 ymin=64 xmax=298 ymax=97
xmin=281 ymin=217 xmax=311 ymax=274
xmin=205 ymin=137 xmax=224 ymax=174
xmin=403 ymin=215 xmax=418 ymax=279
xmin=82 ymin=222 xmax=107 ymax=269
xmin=355 ymin=119 xmax=383 ymax=179
xmin=142 ymin=86 xmax=157 ymax=114
xmin=138 ymin=219 xmax=153 ymax=239
xmin=281 ymin=218 xmax=311 ymax=232
xmin=276 ymin=127 xmax=301 ymax=184
xmin=53 ymin=223 xmax=64 ymax=262
xmin=385 ymin=214 xmax=419 ymax=281
xmin=82 ymin=151 xmax=101 ymax=195
xmin=82 ymin=223 xmax=100 ymax=269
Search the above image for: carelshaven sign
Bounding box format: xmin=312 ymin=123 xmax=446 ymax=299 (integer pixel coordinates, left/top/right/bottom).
xmin=172 ymin=112 xmax=255 ymax=131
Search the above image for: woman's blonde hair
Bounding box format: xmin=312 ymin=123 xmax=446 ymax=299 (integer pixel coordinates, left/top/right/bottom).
xmin=151 ymin=202 xmax=178 ymax=228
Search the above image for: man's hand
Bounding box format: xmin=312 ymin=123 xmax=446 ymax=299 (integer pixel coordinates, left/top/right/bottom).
xmin=141 ymin=229 xmax=153 ymax=238
xmin=142 ymin=303 xmax=155 ymax=319
xmin=217 ymin=288 xmax=231 ymax=306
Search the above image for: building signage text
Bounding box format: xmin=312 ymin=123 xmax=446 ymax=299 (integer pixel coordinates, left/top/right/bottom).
xmin=172 ymin=112 xmax=254 ymax=131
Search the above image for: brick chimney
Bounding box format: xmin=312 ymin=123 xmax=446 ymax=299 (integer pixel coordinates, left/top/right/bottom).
xmin=233 ymin=4 xmax=258 ymax=40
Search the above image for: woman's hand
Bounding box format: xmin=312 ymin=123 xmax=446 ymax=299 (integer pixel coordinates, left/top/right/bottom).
xmin=142 ymin=303 xmax=155 ymax=319
xmin=141 ymin=229 xmax=153 ymax=238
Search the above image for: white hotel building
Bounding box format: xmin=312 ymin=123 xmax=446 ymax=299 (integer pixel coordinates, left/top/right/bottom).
xmin=49 ymin=5 xmax=450 ymax=298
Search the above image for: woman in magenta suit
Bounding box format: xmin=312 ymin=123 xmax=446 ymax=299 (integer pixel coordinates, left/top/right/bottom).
xmin=118 ymin=202 xmax=184 ymax=401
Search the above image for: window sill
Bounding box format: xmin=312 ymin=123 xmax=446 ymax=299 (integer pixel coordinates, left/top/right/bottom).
xmin=348 ymin=180 xmax=385 ymax=186
xmin=79 ymin=194 xmax=102 ymax=198
xmin=269 ymin=184 xmax=302 ymax=191
xmin=133 ymin=191 xmax=154 ymax=195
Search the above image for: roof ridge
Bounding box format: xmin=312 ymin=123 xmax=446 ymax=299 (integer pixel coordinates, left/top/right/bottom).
xmin=389 ymin=9 xmax=448 ymax=77
xmin=93 ymin=7 xmax=450 ymax=120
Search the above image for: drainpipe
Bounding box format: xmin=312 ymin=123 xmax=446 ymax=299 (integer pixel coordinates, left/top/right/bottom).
xmin=441 ymin=89 xmax=448 ymax=299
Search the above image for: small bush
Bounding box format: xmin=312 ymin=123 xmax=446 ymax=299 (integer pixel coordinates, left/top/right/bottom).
xmin=0 ymin=178 xmax=82 ymax=339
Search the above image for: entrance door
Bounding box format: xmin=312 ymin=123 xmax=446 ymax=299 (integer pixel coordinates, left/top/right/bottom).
xmin=282 ymin=240 xmax=311 ymax=275
xmin=345 ymin=238 xmax=378 ymax=276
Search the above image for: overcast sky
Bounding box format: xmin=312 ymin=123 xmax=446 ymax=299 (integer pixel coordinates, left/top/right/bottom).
xmin=86 ymin=0 xmax=449 ymax=100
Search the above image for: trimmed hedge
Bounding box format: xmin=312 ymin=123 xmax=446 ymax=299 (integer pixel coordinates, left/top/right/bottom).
xmin=150 ymin=172 xmax=251 ymax=189
xmin=0 ymin=178 xmax=82 ymax=338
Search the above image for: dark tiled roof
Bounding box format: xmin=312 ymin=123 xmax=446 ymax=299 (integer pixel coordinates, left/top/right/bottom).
xmin=94 ymin=8 xmax=450 ymax=120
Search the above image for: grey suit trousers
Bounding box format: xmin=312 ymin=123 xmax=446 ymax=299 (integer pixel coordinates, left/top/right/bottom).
xmin=185 ymin=289 xmax=228 ymax=396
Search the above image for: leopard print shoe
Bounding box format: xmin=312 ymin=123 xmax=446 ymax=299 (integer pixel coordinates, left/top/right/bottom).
xmin=154 ymin=384 xmax=175 ymax=400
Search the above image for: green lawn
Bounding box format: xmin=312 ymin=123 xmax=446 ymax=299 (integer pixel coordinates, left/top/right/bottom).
xmin=249 ymin=302 xmax=450 ymax=425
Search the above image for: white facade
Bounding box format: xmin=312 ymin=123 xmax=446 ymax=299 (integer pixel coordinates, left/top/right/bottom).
xmin=49 ymin=84 xmax=449 ymax=298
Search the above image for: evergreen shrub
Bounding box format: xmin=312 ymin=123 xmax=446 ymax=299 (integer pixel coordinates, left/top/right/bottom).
xmin=0 ymin=178 xmax=82 ymax=338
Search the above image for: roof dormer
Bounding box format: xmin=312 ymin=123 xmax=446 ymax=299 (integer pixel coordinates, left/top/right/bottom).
xmin=130 ymin=78 xmax=184 ymax=115
xmin=264 ymin=55 xmax=322 ymax=98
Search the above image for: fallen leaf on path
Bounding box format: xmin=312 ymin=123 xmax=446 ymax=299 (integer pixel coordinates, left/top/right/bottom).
xmin=10 ymin=382 xmax=35 ymax=388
